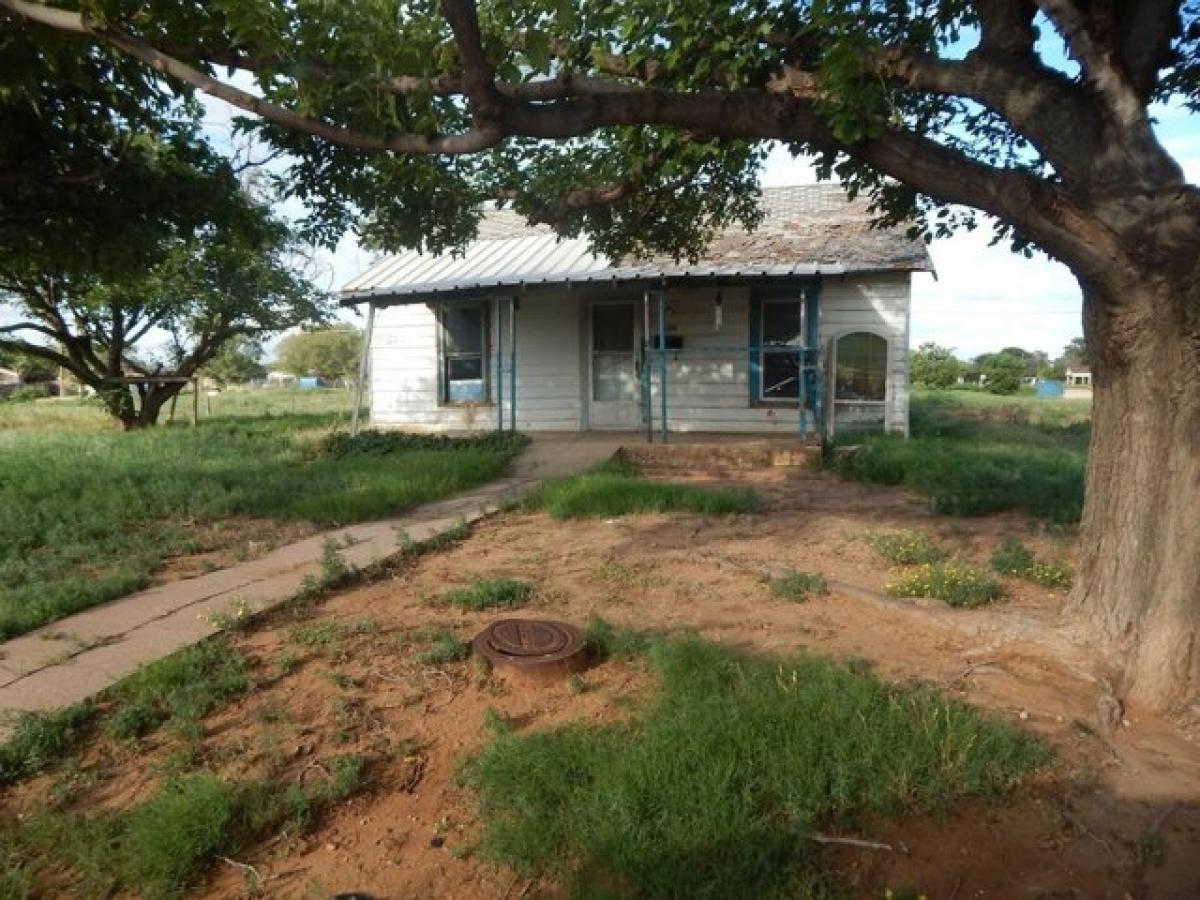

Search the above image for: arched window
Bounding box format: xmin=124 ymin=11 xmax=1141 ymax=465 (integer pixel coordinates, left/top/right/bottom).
xmin=831 ymin=331 xmax=888 ymax=435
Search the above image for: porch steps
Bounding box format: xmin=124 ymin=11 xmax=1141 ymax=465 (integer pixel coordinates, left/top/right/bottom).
xmin=616 ymin=441 xmax=819 ymax=471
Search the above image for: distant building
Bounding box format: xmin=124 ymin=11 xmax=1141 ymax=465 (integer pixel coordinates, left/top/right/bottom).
xmin=1064 ymin=366 xmax=1092 ymax=399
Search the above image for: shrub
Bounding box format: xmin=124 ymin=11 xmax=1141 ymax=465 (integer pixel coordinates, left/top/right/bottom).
xmin=318 ymin=429 xmax=528 ymax=459
xmin=445 ymin=577 xmax=533 ymax=611
xmin=767 ymin=570 xmax=828 ymax=602
xmin=465 ymin=634 xmax=1046 ymax=898
xmin=885 ymin=563 xmax=1003 ymax=608
xmin=866 ymin=529 xmax=946 ymax=565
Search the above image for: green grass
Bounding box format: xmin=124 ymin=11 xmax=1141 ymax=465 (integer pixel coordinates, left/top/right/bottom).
xmin=865 ymin=529 xmax=947 ymax=566
xmin=525 ymin=460 xmax=759 ymax=519
xmin=445 ymin=577 xmax=533 ymax=611
xmin=465 ymin=631 xmax=1047 ymax=899
xmin=411 ymin=627 xmax=471 ymax=665
xmin=5 ymin=755 xmax=367 ymax=898
xmin=831 ymin=389 xmax=1088 ymax=524
xmin=0 ymin=392 xmax=528 ymax=638
xmin=0 ymin=639 xmax=251 ymax=787
xmin=104 ymin=639 xmax=251 ymax=741
xmin=766 ymin=570 xmax=828 ymax=602
xmin=990 ymin=537 xmax=1074 ymax=590
xmin=0 ymin=705 xmax=95 ymax=785
xmin=885 ymin=563 xmax=1004 ymax=608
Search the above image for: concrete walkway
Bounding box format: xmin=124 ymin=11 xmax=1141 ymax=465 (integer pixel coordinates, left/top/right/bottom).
xmin=0 ymin=435 xmax=622 ymax=728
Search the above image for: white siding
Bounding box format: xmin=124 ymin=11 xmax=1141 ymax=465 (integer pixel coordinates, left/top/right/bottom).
xmin=367 ymin=273 xmax=912 ymax=435
xmin=369 ymin=292 xmax=584 ymax=431
xmin=819 ymin=273 xmax=911 ymax=435
xmin=643 ymin=287 xmax=811 ymax=435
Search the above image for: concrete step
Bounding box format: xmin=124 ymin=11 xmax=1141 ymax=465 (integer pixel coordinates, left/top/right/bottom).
xmin=616 ymin=441 xmax=819 ymax=471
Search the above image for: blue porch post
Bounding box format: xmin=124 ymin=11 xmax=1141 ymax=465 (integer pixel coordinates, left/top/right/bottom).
xmin=805 ymin=281 xmax=823 ymax=440
xmin=509 ymin=296 xmax=517 ymax=432
xmin=495 ymin=297 xmax=504 ymax=431
xmin=656 ymin=289 xmax=668 ymax=443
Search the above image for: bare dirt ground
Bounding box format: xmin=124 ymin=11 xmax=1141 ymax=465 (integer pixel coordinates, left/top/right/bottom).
xmin=7 ymin=466 xmax=1200 ymax=899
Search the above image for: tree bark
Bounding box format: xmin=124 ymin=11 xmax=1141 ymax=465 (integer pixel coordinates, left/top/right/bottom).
xmin=1069 ymin=277 xmax=1200 ymax=714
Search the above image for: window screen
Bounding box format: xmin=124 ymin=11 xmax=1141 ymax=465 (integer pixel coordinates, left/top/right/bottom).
xmin=440 ymin=304 xmax=486 ymax=403
xmin=834 ymin=332 xmax=887 ymax=402
xmin=761 ymin=299 xmax=804 ymax=401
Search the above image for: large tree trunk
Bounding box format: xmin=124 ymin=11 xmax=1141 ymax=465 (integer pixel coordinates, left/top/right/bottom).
xmin=1069 ymin=277 xmax=1200 ymax=715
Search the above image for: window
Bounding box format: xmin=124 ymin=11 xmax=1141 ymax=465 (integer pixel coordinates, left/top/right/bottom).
xmin=831 ymin=331 xmax=888 ymax=435
xmin=760 ymin=299 xmax=805 ymax=401
xmin=439 ymin=303 xmax=487 ymax=404
xmin=834 ymin=332 xmax=887 ymax=402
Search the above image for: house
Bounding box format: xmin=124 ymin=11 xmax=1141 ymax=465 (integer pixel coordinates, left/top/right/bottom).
xmin=0 ymin=367 xmax=20 ymax=386
xmin=339 ymin=185 xmax=933 ymax=439
xmin=1064 ymin=366 xmax=1092 ymax=399
xmin=1065 ymin=366 xmax=1091 ymax=387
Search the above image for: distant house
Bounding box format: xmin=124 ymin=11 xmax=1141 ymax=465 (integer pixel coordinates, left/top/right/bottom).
xmin=0 ymin=367 xmax=20 ymax=386
xmin=1064 ymin=366 xmax=1092 ymax=399
xmin=339 ymin=185 xmax=934 ymax=439
xmin=266 ymin=371 xmax=297 ymax=388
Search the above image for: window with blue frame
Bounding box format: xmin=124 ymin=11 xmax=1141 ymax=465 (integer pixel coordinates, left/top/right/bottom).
xmin=760 ymin=298 xmax=806 ymax=401
xmin=438 ymin=303 xmax=488 ymax=404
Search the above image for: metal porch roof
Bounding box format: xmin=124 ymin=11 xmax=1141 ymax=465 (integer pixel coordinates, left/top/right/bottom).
xmin=339 ymin=185 xmax=933 ymax=305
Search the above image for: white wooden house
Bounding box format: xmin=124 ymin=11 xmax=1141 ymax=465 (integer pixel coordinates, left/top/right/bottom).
xmin=340 ymin=185 xmax=933 ymax=439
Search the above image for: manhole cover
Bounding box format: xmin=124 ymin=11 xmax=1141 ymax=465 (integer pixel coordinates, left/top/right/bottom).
xmin=473 ymin=618 xmax=588 ymax=679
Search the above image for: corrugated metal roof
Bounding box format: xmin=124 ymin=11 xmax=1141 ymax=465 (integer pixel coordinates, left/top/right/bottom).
xmin=340 ymin=185 xmax=933 ymax=304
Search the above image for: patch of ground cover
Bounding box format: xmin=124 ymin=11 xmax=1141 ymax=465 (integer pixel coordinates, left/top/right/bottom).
xmin=524 ymin=459 xmax=759 ymax=519
xmin=444 ymin=577 xmax=533 ymax=611
xmin=0 ymin=409 xmax=527 ymax=638
xmin=990 ymin=537 xmax=1074 ymax=590
xmin=884 ymin=562 xmax=1004 ymax=608
xmin=4 ymin=756 xmax=367 ymax=899
xmin=765 ymin=569 xmax=828 ymax=602
xmin=831 ymin=389 xmax=1088 ymax=524
xmin=465 ymin=630 xmax=1047 ymax=899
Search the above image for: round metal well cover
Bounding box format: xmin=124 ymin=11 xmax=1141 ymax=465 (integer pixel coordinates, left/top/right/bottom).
xmin=473 ymin=618 xmax=588 ymax=677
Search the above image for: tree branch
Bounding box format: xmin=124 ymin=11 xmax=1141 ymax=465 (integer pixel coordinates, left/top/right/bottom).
xmin=439 ymin=0 xmax=503 ymax=119
xmin=0 ymin=0 xmax=504 ymax=155
xmin=1033 ymin=0 xmax=1145 ymax=126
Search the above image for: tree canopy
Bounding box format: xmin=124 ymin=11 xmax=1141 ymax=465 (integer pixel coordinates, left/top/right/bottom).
xmin=276 ymin=325 xmax=362 ymax=383
xmin=909 ymin=342 xmax=962 ymax=388
xmin=3 ymin=0 xmax=1196 ymax=273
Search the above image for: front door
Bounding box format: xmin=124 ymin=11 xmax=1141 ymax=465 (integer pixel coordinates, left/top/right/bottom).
xmin=589 ymin=301 xmax=640 ymax=429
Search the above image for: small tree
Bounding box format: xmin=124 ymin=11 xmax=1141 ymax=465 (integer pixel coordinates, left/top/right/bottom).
xmin=0 ymin=347 xmax=56 ymax=383
xmin=1061 ymin=337 xmax=1089 ymax=371
xmin=276 ymin=326 xmax=362 ymax=385
xmin=203 ymin=336 xmax=267 ymax=388
xmin=982 ymin=353 xmax=1026 ymax=395
xmin=908 ymin=342 xmax=961 ymax=389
